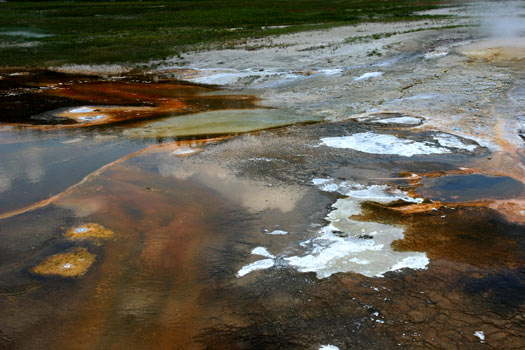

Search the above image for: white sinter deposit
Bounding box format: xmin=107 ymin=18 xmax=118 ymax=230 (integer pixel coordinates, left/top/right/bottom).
xmin=237 ymin=178 xmax=431 ymax=279
xmin=237 ymin=246 xmax=276 ymax=277
xmin=69 ymin=107 xmax=95 ymax=113
xmin=433 ymin=133 xmax=478 ymax=151
xmin=373 ymin=116 xmax=422 ymax=125
xmin=179 ymin=67 xmax=342 ymax=87
xmin=237 ymin=259 xmax=275 ymax=277
xmin=251 ymin=246 xmax=275 ymax=258
xmin=320 ymin=132 xmax=450 ymax=157
xmin=474 ymin=331 xmax=485 ymax=342
xmin=284 ymin=178 xmax=429 ymax=279
xmin=265 ymin=229 xmax=288 ymax=235
xmin=319 ymin=345 xmax=340 ymax=350
xmin=354 ymin=72 xmax=383 ymax=81
xmin=320 ymin=132 xmax=479 ymax=156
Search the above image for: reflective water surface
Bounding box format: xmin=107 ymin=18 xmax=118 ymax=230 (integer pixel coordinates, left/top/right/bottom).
xmin=1 ymin=70 xmax=524 ymax=350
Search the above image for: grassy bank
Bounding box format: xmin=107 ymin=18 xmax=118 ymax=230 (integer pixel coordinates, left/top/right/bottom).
xmin=0 ymin=0 xmax=450 ymax=68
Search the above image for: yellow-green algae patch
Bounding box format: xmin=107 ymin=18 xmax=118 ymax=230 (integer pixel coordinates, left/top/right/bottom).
xmin=65 ymin=223 xmax=115 ymax=241
xmin=31 ymin=248 xmax=95 ymax=277
xmin=123 ymin=109 xmax=321 ymax=139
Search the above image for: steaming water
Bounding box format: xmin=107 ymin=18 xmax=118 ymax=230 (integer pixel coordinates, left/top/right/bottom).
xmin=479 ymin=1 xmax=525 ymax=38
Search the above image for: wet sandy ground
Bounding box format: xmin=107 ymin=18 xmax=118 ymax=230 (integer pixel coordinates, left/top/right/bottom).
xmin=1 ymin=3 xmax=525 ymax=349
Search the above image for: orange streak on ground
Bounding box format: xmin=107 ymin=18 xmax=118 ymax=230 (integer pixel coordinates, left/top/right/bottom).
xmin=1 ymin=78 xmax=258 ymax=129
xmin=0 ymin=137 xmax=230 ymax=221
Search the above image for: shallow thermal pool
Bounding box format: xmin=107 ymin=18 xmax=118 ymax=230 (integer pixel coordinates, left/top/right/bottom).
xmin=417 ymin=174 xmax=525 ymax=202
xmin=1 ymin=70 xmax=524 ymax=350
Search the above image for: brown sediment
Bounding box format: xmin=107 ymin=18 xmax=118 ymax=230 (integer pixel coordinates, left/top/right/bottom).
xmin=337 ymin=260 xmax=525 ymax=349
xmin=139 ymin=206 xmax=211 ymax=273
xmin=31 ymin=248 xmax=95 ymax=277
xmin=0 ymin=137 xmax=229 ymax=221
xmin=356 ymin=201 xmax=525 ymax=269
xmin=65 ymin=223 xmax=115 ymax=241
xmin=382 ymin=201 xmax=447 ymax=214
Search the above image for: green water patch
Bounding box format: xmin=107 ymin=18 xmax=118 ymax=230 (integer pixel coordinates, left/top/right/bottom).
xmin=123 ymin=109 xmax=321 ymax=139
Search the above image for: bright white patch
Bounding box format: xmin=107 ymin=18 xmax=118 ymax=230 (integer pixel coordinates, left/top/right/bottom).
xmin=172 ymin=147 xmax=196 ymax=155
xmin=285 ymin=180 xmax=428 ymax=279
xmin=185 ymin=68 xmax=300 ymax=86
xmin=311 ymin=178 xmax=423 ymax=204
xmin=373 ymin=116 xmax=422 ymax=125
xmin=266 ymin=230 xmax=288 ymax=235
xmin=74 ymin=227 xmax=88 ymax=233
xmin=69 ymin=107 xmax=95 ymax=113
xmin=78 ymin=115 xmax=105 ymax=122
xmin=390 ymin=256 xmax=430 ymax=271
xmin=474 ymin=331 xmax=485 ymax=341
xmin=312 ymin=178 xmax=330 ymax=185
xmin=318 ymin=69 xmax=343 ymax=76
xmin=319 ymin=345 xmax=340 ymax=350
xmin=433 ymin=133 xmax=478 ymax=151
xmin=323 ymin=184 xmax=340 ymax=192
xmin=312 ymin=179 xmax=343 ymax=193
xmin=424 ymin=51 xmax=448 ymax=59
xmin=321 ymin=132 xmax=450 ymax=157
xmin=237 ymin=259 xmax=275 ymax=277
xmin=354 ymin=72 xmax=383 ymax=81
xmin=251 ymin=247 xmax=275 ymax=258
xmin=62 ymin=263 xmax=73 ymax=269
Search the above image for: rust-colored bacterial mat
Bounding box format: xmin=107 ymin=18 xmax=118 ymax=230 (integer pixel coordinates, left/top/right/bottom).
xmin=0 ymin=70 xmax=257 ymax=128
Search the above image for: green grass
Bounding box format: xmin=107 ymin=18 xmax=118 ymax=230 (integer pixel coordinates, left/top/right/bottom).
xmin=0 ymin=0 xmax=451 ymax=68
xmin=345 ymin=24 xmax=474 ymax=44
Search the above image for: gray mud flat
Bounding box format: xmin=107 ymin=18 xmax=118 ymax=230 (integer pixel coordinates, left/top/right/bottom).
xmin=1 ymin=2 xmax=525 ymax=350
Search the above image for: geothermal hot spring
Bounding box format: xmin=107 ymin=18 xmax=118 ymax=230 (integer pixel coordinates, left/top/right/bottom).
xmin=1 ymin=10 xmax=525 ymax=350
